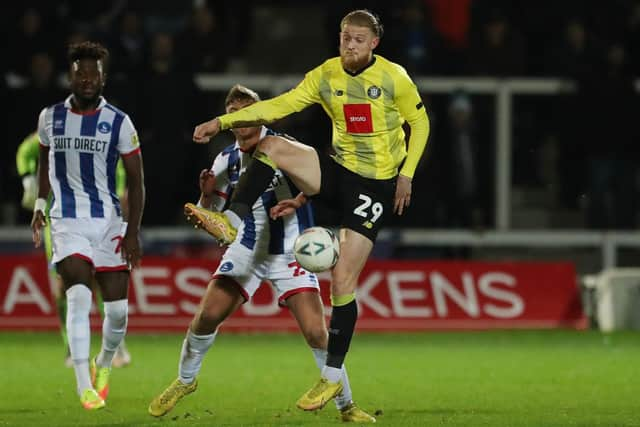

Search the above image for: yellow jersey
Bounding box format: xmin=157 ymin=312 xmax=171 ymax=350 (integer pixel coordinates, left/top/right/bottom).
xmin=218 ymin=55 xmax=430 ymax=180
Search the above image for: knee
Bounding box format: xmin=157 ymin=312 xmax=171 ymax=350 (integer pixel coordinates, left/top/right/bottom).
xmin=194 ymin=307 xmax=224 ymax=332
xmin=330 ymin=269 xmax=357 ymax=295
xmin=304 ymin=326 xmax=328 ymax=349
xmin=104 ymin=300 xmax=128 ymax=326
xmin=66 ymin=285 xmax=92 ymax=313
xmin=258 ymin=136 xmax=274 ymax=155
xmin=258 ymin=136 xmax=285 ymax=157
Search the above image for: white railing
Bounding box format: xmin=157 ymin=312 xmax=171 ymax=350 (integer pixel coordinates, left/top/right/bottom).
xmin=2 ymin=227 xmax=640 ymax=269
xmin=6 ymin=74 xmax=636 ymax=229
xmin=194 ymin=75 xmax=581 ymax=230
xmin=6 ymin=76 xmax=639 ymax=269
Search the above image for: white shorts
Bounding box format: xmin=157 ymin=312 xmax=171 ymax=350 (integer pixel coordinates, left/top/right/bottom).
xmin=213 ymin=243 xmax=319 ymax=306
xmin=50 ymin=216 xmax=128 ymax=271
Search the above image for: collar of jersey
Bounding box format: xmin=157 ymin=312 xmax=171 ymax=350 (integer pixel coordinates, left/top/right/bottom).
xmin=343 ymin=55 xmax=377 ymax=77
xmin=235 ymin=125 xmax=267 ymax=153
xmin=64 ymin=95 xmax=107 ymax=115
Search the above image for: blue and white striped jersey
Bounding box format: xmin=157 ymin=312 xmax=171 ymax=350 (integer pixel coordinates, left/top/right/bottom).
xmin=210 ymin=127 xmax=314 ymax=255
xmin=38 ymin=96 xmax=140 ymax=219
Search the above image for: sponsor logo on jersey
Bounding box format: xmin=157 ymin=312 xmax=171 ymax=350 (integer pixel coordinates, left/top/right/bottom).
xmin=53 ymin=136 xmax=108 ymax=153
xmin=343 ymin=104 xmax=373 ymax=134
xmin=220 ymin=261 xmax=234 ymax=272
xmin=367 ymin=85 xmax=381 ymax=99
xmin=98 ymin=121 xmax=112 ymax=134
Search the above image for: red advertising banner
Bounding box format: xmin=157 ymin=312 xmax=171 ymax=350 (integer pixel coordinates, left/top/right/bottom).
xmin=0 ymin=255 xmax=586 ymax=332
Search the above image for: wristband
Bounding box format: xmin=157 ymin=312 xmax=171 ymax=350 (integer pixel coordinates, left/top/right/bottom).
xmin=34 ymin=198 xmax=47 ymax=213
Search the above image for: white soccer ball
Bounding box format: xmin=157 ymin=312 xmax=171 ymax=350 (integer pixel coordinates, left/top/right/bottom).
xmin=294 ymin=226 xmax=340 ymax=272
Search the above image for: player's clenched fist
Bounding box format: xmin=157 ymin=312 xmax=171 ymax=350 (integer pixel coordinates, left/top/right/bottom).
xmin=193 ymin=118 xmax=221 ymax=144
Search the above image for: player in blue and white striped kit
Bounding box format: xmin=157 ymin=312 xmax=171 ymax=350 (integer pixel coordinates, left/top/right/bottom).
xmin=30 ymin=41 xmax=145 ymax=410
xmin=149 ymin=85 xmax=375 ymax=422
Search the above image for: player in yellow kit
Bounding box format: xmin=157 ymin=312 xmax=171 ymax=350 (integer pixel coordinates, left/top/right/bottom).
xmin=191 ymin=9 xmax=429 ymax=412
xmin=16 ymin=131 xmax=132 ymax=368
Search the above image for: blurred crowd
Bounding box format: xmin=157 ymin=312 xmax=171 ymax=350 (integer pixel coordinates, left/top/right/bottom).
xmin=2 ymin=0 xmax=639 ymax=229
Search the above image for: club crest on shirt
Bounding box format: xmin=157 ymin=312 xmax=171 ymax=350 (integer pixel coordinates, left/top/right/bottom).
xmin=220 ymin=261 xmax=234 ymax=272
xmin=98 ymin=121 xmax=112 ymax=134
xmin=367 ymin=86 xmax=381 ymax=99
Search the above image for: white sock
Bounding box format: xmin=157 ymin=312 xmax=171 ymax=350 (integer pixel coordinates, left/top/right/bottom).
xmin=97 ymin=299 xmax=128 ymax=368
xmin=311 ymin=348 xmax=353 ymax=410
xmin=224 ymin=210 xmax=242 ymax=229
xmin=66 ymin=284 xmax=93 ymax=395
xmin=322 ymin=365 xmax=343 ymax=383
xmin=178 ymin=329 xmax=217 ymax=384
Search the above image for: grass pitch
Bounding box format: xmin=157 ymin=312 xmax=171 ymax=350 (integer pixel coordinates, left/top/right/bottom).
xmin=0 ymin=330 xmax=639 ymax=426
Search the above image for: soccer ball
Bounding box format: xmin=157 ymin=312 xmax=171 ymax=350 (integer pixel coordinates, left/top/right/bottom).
xmin=293 ymin=226 xmax=340 ymax=272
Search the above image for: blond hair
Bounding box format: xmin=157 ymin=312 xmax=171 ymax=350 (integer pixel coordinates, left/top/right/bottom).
xmin=225 ymin=84 xmax=260 ymax=107
xmin=340 ymin=9 xmax=383 ymax=38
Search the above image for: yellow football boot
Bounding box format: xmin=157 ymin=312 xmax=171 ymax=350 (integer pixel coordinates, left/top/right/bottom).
xmin=184 ymin=203 xmax=237 ymax=245
xmin=340 ymin=402 xmax=377 ymax=423
xmin=148 ymin=378 xmax=198 ymax=417
xmin=296 ymin=377 xmax=343 ymax=411
xmin=90 ymin=357 xmax=110 ymax=400
xmin=80 ymin=388 xmax=105 ymax=410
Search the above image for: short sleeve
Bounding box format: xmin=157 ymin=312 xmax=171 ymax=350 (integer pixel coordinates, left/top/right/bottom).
xmin=37 ymin=108 xmax=51 ymax=147
xmin=117 ymin=115 xmax=141 ymax=156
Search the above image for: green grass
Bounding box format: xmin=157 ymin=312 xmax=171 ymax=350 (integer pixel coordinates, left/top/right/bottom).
xmin=1 ymin=331 xmax=639 ymax=426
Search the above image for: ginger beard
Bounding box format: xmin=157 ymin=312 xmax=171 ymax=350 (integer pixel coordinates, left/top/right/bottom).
xmin=339 ymin=24 xmax=379 ymax=72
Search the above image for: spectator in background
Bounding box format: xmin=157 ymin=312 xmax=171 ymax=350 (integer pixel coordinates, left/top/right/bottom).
xmin=178 ymin=4 xmax=230 ymax=73
xmin=424 ymin=0 xmax=472 ymax=74
xmin=7 ymin=8 xmax=51 ymax=77
xmin=547 ymin=18 xmax=599 ymax=210
xmin=443 ymin=92 xmax=478 ymax=229
xmin=13 ymin=53 xmax=66 ymax=146
xmin=137 ymin=0 xmax=190 ymax=34
xmin=139 ymin=33 xmax=206 ymax=225
xmin=467 ymin=9 xmax=525 ymax=76
xmin=581 ymin=43 xmax=638 ymax=229
xmin=546 ymin=18 xmax=598 ymax=79
xmin=57 ymin=0 xmax=127 ymax=38
xmin=107 ymin=10 xmax=147 ymax=120
xmin=387 ymin=1 xmax=441 ymax=74
xmin=109 ymin=10 xmax=148 ymax=78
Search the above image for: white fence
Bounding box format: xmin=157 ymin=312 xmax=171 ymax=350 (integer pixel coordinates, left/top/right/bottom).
xmin=2 ymin=227 xmax=640 ymax=270
xmin=5 ymin=76 xmax=640 ymax=269
xmin=195 ymin=75 xmax=582 ymax=230
xmin=194 ymin=75 xmax=640 ymax=231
